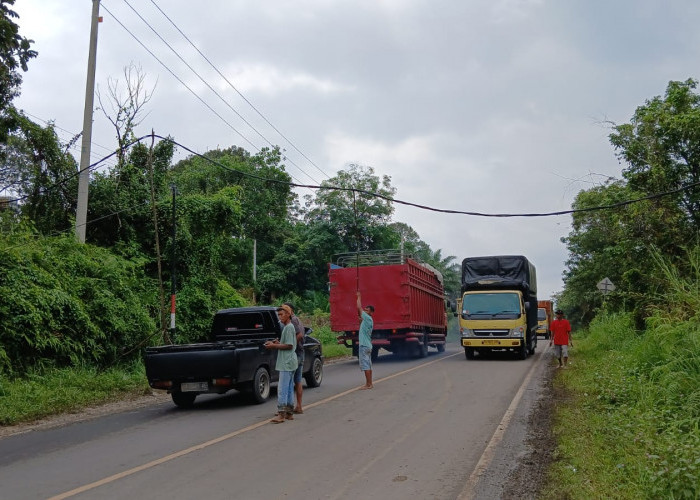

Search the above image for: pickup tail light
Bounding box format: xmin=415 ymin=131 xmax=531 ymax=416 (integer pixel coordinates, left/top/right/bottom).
xmin=212 ymin=378 xmax=232 ymax=386
xmin=152 ymin=380 xmax=172 ymax=389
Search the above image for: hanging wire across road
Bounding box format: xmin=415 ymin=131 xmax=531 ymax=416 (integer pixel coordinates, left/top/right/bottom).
xmin=4 ymin=132 xmax=698 ymax=219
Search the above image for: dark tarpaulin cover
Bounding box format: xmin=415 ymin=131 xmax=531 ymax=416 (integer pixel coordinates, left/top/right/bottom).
xmin=461 ymin=255 xmax=537 ymax=295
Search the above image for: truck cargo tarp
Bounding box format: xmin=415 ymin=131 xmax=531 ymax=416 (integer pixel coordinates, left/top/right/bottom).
xmin=462 ymin=255 xmax=537 ymax=295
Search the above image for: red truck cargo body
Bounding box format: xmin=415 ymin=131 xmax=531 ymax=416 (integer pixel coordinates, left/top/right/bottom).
xmin=330 ymin=255 xmax=447 ymax=358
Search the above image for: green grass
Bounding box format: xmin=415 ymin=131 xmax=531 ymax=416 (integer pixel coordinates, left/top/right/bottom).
xmin=540 ymin=313 xmax=700 ymax=500
xmin=311 ymin=324 xmax=351 ymax=358
xmin=0 ymin=361 xmax=149 ymax=426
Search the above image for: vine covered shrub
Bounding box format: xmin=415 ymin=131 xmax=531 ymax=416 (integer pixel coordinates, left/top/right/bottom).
xmin=0 ymin=233 xmax=156 ymax=375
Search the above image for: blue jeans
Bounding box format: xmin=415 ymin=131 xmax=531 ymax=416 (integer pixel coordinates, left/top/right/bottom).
xmin=277 ymin=370 xmax=295 ymax=413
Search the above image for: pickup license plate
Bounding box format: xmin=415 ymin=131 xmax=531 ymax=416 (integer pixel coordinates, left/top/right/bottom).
xmin=181 ymin=382 xmax=208 ymax=392
xmin=482 ymin=340 xmax=501 ymax=346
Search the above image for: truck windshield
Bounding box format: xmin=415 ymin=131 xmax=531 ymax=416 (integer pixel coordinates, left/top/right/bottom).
xmin=538 ymin=308 xmax=547 ymax=321
xmin=462 ymin=293 xmax=521 ymax=319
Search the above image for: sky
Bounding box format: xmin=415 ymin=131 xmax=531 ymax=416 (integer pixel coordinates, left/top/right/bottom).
xmin=11 ymin=0 xmax=700 ymax=299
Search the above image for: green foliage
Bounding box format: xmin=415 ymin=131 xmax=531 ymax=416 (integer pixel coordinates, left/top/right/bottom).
xmin=0 ymin=0 xmax=36 ymax=111
xmin=87 ymin=139 xmax=175 ymax=253
xmin=1 ymin=108 xmax=79 ymax=234
xmin=561 ymin=79 xmax=700 ymax=328
xmin=171 ymin=275 xmax=248 ymax=344
xmin=544 ymin=247 xmax=700 ymax=499
xmin=0 ymin=229 xmax=156 ymax=375
xmin=303 ymin=163 xmax=396 ymax=252
xmin=611 ymin=78 xmax=700 ymax=231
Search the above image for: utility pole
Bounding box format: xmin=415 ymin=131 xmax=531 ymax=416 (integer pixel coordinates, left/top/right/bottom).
xmin=170 ymin=184 xmax=177 ymax=339
xmin=75 ymin=0 xmax=101 ymax=242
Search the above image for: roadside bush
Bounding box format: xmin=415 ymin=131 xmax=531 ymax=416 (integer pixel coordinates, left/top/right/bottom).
xmin=0 ymin=232 xmax=156 ymax=375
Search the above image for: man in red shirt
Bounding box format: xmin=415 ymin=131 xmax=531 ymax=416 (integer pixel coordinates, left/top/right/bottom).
xmin=549 ymin=309 xmax=573 ymax=368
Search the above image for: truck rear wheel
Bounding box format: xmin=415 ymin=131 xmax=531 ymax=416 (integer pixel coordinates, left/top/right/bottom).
xmin=304 ymin=356 xmax=323 ymax=388
xmin=172 ymin=392 xmax=196 ymax=408
xmin=436 ymin=343 xmax=446 ymax=353
xmin=416 ymin=340 xmax=428 ymax=358
xmin=251 ymin=367 xmax=271 ymax=404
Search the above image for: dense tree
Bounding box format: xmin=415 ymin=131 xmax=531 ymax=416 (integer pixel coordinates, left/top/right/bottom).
xmin=0 ymin=108 xmax=78 ymax=234
xmin=610 ymin=78 xmax=700 ymax=234
xmin=87 ymin=139 xmax=174 ymax=254
xmin=0 ymin=0 xmax=36 ymax=113
xmin=561 ymin=79 xmax=700 ymax=327
xmin=303 ymin=164 xmax=396 ymax=252
xmin=169 ymin=146 xmax=295 ymax=289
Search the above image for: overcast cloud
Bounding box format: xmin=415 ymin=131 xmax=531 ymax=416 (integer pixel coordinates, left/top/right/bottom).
xmin=12 ymin=0 xmax=700 ymax=298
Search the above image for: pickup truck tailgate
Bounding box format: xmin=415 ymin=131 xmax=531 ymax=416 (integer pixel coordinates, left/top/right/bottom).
xmin=144 ymin=342 xmax=242 ymax=381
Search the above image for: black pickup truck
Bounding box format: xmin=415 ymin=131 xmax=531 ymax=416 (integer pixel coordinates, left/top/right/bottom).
xmin=144 ymin=306 xmax=324 ymax=408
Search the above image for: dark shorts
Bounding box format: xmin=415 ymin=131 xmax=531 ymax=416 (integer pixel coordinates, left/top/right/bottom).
xmin=294 ymin=351 xmax=305 ymax=384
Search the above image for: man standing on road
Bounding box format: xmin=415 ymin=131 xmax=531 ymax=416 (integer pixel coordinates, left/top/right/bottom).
xmin=356 ymin=291 xmax=375 ymax=389
xmin=549 ymin=309 xmax=573 ymax=368
xmin=264 ymin=305 xmax=298 ymax=423
xmin=284 ymin=302 xmax=305 ymax=415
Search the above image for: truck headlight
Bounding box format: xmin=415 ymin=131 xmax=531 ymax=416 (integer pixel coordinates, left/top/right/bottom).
xmin=511 ymin=327 xmax=524 ymax=337
xmin=460 ymin=328 xmax=473 ymax=337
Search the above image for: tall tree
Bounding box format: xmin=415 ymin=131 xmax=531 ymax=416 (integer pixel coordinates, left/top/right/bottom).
xmin=610 ymin=78 xmax=700 ymax=233
xmin=0 ymin=0 xmax=36 ymax=113
xmin=303 ymin=164 xmax=396 ymax=252
xmin=0 ymin=108 xmax=78 ymax=234
xmin=96 ymin=63 xmax=155 ymax=167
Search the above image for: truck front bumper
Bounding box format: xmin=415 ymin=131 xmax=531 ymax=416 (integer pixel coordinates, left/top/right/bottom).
xmin=462 ymin=338 xmax=523 ymax=348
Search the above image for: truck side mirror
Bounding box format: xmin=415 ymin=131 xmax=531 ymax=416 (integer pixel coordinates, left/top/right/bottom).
xmin=524 ymin=301 xmax=531 ymax=311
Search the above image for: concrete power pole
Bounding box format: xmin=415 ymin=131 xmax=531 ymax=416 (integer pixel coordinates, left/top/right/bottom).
xmin=75 ymin=0 xmax=101 ymax=243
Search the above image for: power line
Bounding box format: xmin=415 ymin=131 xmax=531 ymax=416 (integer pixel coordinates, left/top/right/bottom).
xmin=6 ymin=132 xmax=696 ymax=227
xmin=101 ymin=3 xmax=263 ymax=155
xmin=122 ymin=0 xmax=321 ymax=185
xmin=148 ymin=134 xmax=699 ymax=218
xmin=149 ymin=0 xmax=332 ymax=181
xmin=102 ymin=2 xmax=314 ymax=191
xmin=1 ymin=137 xmax=133 ymax=204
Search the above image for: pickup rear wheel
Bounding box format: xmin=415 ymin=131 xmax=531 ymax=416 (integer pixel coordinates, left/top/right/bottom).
xmin=251 ymin=367 xmax=271 ymax=404
xmin=304 ymin=356 xmax=323 ymax=388
xmin=172 ymin=392 xmax=196 ymax=408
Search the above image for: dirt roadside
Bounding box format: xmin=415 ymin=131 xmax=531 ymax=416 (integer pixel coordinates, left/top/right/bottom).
xmin=0 ymin=389 xmax=173 ymax=439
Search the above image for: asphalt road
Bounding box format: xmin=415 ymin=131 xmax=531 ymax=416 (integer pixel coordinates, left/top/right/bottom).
xmin=0 ymin=342 xmax=551 ymax=500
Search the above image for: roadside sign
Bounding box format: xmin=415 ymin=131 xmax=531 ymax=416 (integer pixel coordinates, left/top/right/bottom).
xmin=597 ymin=277 xmax=616 ymax=295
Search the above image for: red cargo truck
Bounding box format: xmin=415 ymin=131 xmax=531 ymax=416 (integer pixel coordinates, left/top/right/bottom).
xmin=330 ymin=250 xmax=447 ymax=360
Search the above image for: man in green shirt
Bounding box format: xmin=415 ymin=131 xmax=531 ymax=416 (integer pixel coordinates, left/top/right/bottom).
xmin=264 ymin=305 xmax=298 ymax=423
xmin=356 ymin=291 xmax=375 ymax=389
